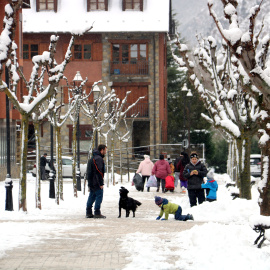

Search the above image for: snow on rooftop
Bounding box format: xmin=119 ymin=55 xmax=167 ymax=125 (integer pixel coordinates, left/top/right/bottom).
xmin=23 ymin=0 xmax=170 ymax=33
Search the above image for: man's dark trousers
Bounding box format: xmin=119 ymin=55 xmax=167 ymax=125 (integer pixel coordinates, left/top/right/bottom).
xmin=86 ymin=189 xmax=103 ymax=215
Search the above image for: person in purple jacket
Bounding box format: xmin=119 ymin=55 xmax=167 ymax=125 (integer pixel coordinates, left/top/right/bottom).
xmin=152 ymin=154 xmax=171 ymax=193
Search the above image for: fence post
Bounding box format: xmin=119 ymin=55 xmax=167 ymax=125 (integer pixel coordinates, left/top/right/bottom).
xmin=120 ymin=138 xmax=123 ymax=183
xmin=126 ymin=142 xmax=130 ymax=182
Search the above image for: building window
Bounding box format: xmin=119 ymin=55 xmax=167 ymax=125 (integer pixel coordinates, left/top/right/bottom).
xmin=87 ymin=0 xmax=108 ymax=11
xmin=111 ymin=43 xmax=148 ymax=75
xmin=112 ymin=43 xmax=147 ymax=63
xmin=36 ymin=0 xmax=58 ymax=12
xmin=73 ymin=44 xmax=92 ymax=60
xmin=122 ymin=0 xmax=143 ymax=11
xmin=23 ymin=44 xmax=39 ymax=59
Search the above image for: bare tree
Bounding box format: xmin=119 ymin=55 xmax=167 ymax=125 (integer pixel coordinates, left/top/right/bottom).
xmin=208 ymin=0 xmax=270 ymax=215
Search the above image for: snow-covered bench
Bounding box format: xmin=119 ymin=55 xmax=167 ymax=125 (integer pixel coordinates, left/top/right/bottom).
xmin=250 ymin=215 xmax=270 ymax=248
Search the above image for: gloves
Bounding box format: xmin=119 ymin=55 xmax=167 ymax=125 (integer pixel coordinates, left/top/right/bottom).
xmin=156 ymin=216 xmax=161 ymax=220
xmin=161 ymin=218 xmax=166 ymax=220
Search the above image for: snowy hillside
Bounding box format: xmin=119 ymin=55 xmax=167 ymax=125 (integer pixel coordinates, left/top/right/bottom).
xmin=172 ymin=0 xmax=270 ymax=47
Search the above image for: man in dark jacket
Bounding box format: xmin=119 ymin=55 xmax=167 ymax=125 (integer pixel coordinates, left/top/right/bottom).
xmin=40 ymin=153 xmax=48 ymax=180
xmin=86 ymin=144 xmax=107 ymax=218
xmin=183 ymin=152 xmax=208 ymax=207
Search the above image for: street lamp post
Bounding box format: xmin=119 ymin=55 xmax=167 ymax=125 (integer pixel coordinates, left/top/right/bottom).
xmin=73 ymin=71 xmax=83 ymax=191
xmin=93 ymin=85 xmax=100 ymax=149
xmin=181 ymin=83 xmax=193 ymax=152
xmin=5 ymin=67 xmax=13 ymax=211
xmin=186 ymin=89 xmax=193 ymax=152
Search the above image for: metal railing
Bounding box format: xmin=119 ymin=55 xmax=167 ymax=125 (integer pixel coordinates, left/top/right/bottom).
xmin=106 ymin=143 xmax=206 ymax=183
xmin=0 ymin=126 xmax=16 ymax=167
xmin=110 ymin=60 xmax=149 ymax=75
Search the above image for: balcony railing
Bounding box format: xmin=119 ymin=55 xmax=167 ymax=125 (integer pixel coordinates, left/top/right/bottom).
xmin=124 ymin=103 xmax=149 ymax=118
xmin=110 ymin=60 xmax=149 ymax=75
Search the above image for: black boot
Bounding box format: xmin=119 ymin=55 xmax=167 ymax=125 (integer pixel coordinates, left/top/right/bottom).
xmin=86 ymin=208 xmax=94 ymax=218
xmin=147 ymin=187 xmax=150 ymax=192
xmin=94 ymin=210 xmax=106 ymax=219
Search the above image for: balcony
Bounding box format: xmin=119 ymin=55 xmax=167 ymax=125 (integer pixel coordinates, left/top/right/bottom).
xmin=124 ymin=103 xmax=149 ymax=118
xmin=110 ymin=60 xmax=149 ymax=75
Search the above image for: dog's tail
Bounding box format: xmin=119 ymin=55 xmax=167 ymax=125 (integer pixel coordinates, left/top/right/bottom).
xmin=135 ymin=200 xmax=142 ymax=206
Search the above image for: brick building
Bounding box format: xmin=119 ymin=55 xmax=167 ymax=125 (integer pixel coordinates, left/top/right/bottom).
xmin=1 ymin=0 xmax=172 ymax=168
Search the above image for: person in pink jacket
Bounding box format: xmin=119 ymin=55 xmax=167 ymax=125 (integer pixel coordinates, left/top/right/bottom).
xmin=136 ymin=155 xmax=154 ymax=192
xmin=152 ymin=154 xmax=172 ymax=193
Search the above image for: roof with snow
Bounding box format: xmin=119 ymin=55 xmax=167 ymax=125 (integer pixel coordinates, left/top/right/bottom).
xmin=23 ymin=0 xmax=170 ymax=34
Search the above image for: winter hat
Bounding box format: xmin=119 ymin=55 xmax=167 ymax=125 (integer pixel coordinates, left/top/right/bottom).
xmin=207 ymin=170 xmax=214 ymax=180
xmin=190 ymin=152 xmax=199 ymax=159
xmin=144 ymin=155 xmax=150 ymax=159
xmin=155 ymin=196 xmax=163 ymax=205
xmin=159 ymin=154 xmax=164 ymax=160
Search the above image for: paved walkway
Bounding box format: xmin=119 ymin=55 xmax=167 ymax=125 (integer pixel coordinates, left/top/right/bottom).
xmin=0 ymin=186 xmax=200 ymax=270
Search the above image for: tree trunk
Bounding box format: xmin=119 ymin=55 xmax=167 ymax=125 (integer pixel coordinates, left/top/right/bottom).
xmin=227 ymin=140 xmax=233 ymax=179
xmin=104 ymin=135 xmax=110 ymax=187
xmin=119 ymin=137 xmax=123 ymax=183
xmin=34 ymin=121 xmax=41 ymax=210
xmin=55 ymin=125 xmax=63 ymax=204
xmin=239 ymin=136 xmax=252 ymax=199
xmin=111 ymin=132 xmax=115 ymax=185
xmin=236 ymin=134 xmax=252 ymax=200
xmin=258 ymin=123 xmax=270 ymax=216
xmin=72 ymin=121 xmax=78 ymax=197
xmin=19 ymin=114 xmax=29 ymax=211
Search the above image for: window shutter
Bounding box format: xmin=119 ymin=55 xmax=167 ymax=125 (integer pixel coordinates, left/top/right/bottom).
xmin=105 ymin=0 xmax=108 ymax=11
xmin=122 ymin=0 xmax=126 ymax=11
xmin=87 ymin=0 xmax=90 ymax=11
xmin=54 ymin=0 xmax=58 ymax=12
xmin=63 ymin=86 xmax=69 ymax=104
xmin=140 ymin=0 xmax=143 ymax=11
xmin=36 ymin=0 xmax=40 ymax=12
xmin=40 ymin=43 xmax=48 ymax=55
xmin=92 ymin=43 xmax=103 ymax=61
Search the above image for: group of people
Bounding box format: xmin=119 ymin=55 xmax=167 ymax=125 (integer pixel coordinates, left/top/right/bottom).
xmin=136 ymin=151 xmax=218 ymax=207
xmin=84 ymin=144 xmax=218 ymax=221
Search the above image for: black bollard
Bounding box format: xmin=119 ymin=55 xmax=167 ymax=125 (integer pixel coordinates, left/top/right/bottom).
xmin=76 ymin=169 xmax=81 ymax=191
xmin=49 ymin=169 xmax=55 ymax=199
xmin=5 ymin=174 xmax=13 ymax=211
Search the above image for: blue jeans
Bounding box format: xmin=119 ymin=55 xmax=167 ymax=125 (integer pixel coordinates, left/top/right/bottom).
xmin=86 ymin=189 xmax=103 ymax=214
xmin=175 ymin=206 xmax=188 ymax=221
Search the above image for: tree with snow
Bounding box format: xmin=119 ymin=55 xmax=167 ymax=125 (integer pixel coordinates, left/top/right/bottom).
xmin=208 ymin=0 xmax=270 ymax=215
xmin=0 ymin=2 xmax=72 ymax=211
xmin=169 ymin=32 xmax=263 ymax=199
xmin=0 ymin=1 xmax=93 ymax=211
xmin=107 ymin=92 xmax=145 ymax=185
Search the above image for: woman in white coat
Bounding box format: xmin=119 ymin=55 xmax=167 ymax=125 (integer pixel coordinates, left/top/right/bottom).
xmin=136 ymin=155 xmax=154 ymax=192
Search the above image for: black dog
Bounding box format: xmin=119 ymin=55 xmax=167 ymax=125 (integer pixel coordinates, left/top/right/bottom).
xmin=118 ymin=186 xmax=142 ymax=218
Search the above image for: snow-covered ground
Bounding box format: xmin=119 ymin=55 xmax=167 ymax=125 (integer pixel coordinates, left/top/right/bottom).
xmin=0 ymin=173 xmax=270 ymax=269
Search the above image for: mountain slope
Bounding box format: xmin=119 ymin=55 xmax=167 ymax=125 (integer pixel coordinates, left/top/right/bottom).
xmin=172 ymin=0 xmax=270 ymax=47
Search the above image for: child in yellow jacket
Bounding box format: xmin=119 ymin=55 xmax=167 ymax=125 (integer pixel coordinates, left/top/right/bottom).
xmin=155 ymin=196 xmax=194 ymax=221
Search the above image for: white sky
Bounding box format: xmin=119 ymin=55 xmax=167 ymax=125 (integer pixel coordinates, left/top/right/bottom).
xmin=0 ymin=172 xmax=270 ymax=269
xmin=23 ymin=0 xmax=170 ymax=33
